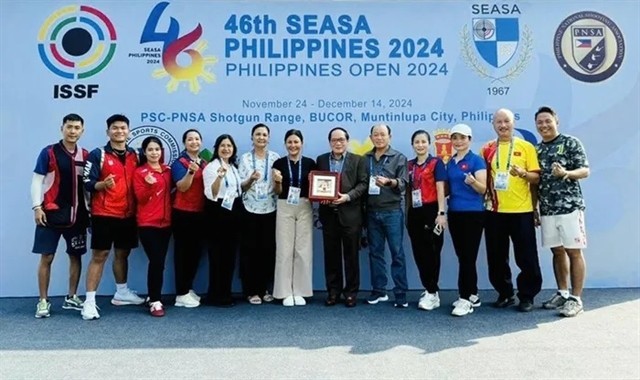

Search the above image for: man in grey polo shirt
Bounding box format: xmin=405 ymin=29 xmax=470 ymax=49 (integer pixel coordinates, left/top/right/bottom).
xmin=364 ymin=124 xmax=409 ymax=308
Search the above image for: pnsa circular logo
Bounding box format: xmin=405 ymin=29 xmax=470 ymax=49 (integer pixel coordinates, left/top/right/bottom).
xmin=37 ymin=5 xmax=117 ymax=79
xmin=127 ymin=126 xmax=181 ymax=165
xmin=554 ymin=11 xmax=624 ymax=83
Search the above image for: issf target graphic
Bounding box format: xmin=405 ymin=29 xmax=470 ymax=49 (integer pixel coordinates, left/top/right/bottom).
xmin=38 ymin=5 xmax=117 ymax=80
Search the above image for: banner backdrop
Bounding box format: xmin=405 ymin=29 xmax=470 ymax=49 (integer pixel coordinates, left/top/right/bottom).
xmin=1 ymin=1 xmax=638 ymax=296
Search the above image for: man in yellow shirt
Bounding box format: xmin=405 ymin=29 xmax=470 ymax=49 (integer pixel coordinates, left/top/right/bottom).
xmin=481 ymin=108 xmax=543 ymax=312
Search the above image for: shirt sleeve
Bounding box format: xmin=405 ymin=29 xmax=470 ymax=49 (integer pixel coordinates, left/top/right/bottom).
xmin=568 ymin=136 xmax=589 ymax=169
xmin=202 ymin=159 xmax=221 ymax=200
xmin=133 ymin=168 xmax=154 ymax=205
xmin=83 ymin=148 xmax=102 ymax=193
xmin=524 ymin=142 xmax=541 ymax=172
xmin=171 ymin=158 xmax=188 ymax=183
xmin=395 ymin=154 xmax=408 ymax=193
xmin=473 ymin=153 xmax=487 ymax=173
xmin=434 ymin=159 xmax=447 ymax=182
xmin=33 ymin=147 xmax=50 ymax=175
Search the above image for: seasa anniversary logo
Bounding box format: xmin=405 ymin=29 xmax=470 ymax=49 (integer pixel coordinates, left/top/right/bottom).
xmin=128 ymin=126 xmax=180 ymax=165
xmin=554 ymin=11 xmax=624 ymax=83
xmin=37 ymin=5 xmax=117 ymax=99
xmin=129 ymin=2 xmax=218 ymax=94
xmin=460 ymin=4 xmax=533 ymax=96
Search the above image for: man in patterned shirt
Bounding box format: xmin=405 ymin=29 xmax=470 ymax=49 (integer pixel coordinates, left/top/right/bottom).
xmin=534 ymin=106 xmax=590 ymax=317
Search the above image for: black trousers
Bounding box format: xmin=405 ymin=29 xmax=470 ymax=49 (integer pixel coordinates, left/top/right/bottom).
xmin=448 ymin=211 xmax=484 ymax=299
xmin=139 ymin=227 xmax=171 ymax=302
xmin=321 ymin=209 xmax=361 ymax=297
xmin=485 ymin=211 xmax=542 ymax=301
xmin=172 ymin=209 xmax=205 ymax=296
xmin=240 ymin=210 xmax=276 ymax=297
xmin=406 ymin=202 xmax=444 ymax=293
xmin=205 ymin=198 xmax=241 ymax=304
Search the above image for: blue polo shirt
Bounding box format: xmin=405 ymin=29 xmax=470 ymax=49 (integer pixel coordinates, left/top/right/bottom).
xmin=446 ymin=151 xmax=486 ymax=212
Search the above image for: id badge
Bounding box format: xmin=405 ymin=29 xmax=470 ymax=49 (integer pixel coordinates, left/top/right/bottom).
xmin=287 ymin=187 xmax=301 ymax=205
xmin=411 ymin=189 xmax=423 ymax=208
xmin=256 ymin=181 xmax=268 ymax=200
xmin=221 ymin=190 xmax=235 ymax=210
xmin=494 ymin=171 xmax=509 ymax=191
xmin=368 ymin=176 xmax=381 ymax=195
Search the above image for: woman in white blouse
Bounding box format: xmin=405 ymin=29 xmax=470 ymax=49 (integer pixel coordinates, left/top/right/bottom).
xmin=238 ymin=123 xmax=280 ymax=305
xmin=202 ymin=134 xmax=242 ymax=307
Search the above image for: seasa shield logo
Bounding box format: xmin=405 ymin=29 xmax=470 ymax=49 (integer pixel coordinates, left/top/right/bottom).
xmin=472 ymin=18 xmax=519 ymax=68
xmin=571 ymin=26 xmax=605 ymax=73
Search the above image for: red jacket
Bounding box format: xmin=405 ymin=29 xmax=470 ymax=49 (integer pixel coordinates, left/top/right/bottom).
xmin=133 ymin=163 xmax=172 ymax=228
xmin=84 ymin=144 xmax=139 ymax=218
xmin=171 ymin=154 xmax=206 ymax=212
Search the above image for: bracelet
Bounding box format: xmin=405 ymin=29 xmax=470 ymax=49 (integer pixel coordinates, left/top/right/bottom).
xmin=32 ymin=205 xmax=42 ymax=210
xmin=188 ymin=170 xmax=195 ymax=175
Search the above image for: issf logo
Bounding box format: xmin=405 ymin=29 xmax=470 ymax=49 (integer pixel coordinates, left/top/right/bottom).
xmin=140 ymin=2 xmax=218 ymax=94
xmin=37 ymin=5 xmax=117 ymax=99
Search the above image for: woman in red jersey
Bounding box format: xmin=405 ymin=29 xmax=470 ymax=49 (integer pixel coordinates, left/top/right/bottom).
xmin=171 ymin=129 xmax=207 ymax=308
xmin=133 ymin=136 xmax=172 ymax=317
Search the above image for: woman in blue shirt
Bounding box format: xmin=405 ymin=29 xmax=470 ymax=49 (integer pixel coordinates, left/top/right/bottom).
xmin=446 ymin=124 xmax=487 ymax=317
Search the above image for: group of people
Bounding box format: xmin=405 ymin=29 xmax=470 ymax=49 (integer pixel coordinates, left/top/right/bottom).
xmin=31 ymin=106 xmax=590 ymax=320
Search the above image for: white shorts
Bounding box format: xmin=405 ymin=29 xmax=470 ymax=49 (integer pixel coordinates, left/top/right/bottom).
xmin=540 ymin=209 xmax=587 ymax=249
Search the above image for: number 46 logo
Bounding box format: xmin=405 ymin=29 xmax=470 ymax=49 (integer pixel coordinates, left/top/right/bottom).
xmin=140 ymin=2 xmax=217 ymax=94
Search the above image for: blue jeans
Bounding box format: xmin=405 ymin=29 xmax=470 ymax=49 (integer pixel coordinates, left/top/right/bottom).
xmin=367 ymin=209 xmax=408 ymax=295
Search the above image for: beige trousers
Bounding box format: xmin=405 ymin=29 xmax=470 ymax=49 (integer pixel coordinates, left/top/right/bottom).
xmin=273 ymin=199 xmax=314 ymax=298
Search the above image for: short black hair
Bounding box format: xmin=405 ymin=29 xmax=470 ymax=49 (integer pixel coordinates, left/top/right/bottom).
xmin=535 ymin=106 xmax=558 ymax=121
xmin=370 ymin=124 xmax=391 ymax=135
xmin=411 ymin=129 xmax=431 ymax=144
xmin=106 ymin=114 xmax=129 ymax=128
xmin=62 ymin=113 xmax=84 ymax=125
xmin=251 ymin=123 xmax=270 ymax=136
xmin=327 ymin=127 xmax=350 ymax=141
xmin=182 ymin=128 xmax=202 ymax=144
xmin=284 ymin=129 xmax=304 ymax=143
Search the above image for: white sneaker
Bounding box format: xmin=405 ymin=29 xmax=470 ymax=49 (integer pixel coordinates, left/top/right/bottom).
xmin=452 ymin=294 xmax=481 ymax=308
xmin=175 ymin=294 xmax=200 ymax=308
xmin=111 ymin=289 xmax=145 ymax=306
xmin=282 ymin=296 xmax=295 ymax=307
xmin=188 ymin=289 xmax=201 ymax=302
xmin=451 ymin=298 xmax=474 ymax=317
xmin=81 ymin=302 xmax=100 ymax=320
xmin=418 ymin=292 xmax=440 ymax=311
xmin=293 ymin=296 xmax=306 ymax=306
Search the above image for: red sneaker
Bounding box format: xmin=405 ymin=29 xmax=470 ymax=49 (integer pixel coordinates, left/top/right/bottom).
xmin=149 ymin=301 xmax=165 ymax=317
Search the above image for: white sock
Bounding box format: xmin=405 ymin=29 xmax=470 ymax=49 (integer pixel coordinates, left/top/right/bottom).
xmin=571 ymin=295 xmax=582 ymax=304
xmin=559 ymin=289 xmax=570 ymax=298
xmin=116 ymin=283 xmax=128 ymax=293
xmin=86 ymin=291 xmax=96 ymax=304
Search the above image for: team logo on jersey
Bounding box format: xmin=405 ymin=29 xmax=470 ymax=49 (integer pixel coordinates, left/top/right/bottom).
xmin=554 ymin=11 xmax=624 ymax=82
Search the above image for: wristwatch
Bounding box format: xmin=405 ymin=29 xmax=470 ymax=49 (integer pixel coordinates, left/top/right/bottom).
xmin=437 ymin=211 xmax=446 ymax=216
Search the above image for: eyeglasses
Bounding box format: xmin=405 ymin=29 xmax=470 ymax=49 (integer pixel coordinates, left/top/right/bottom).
xmin=330 ymin=138 xmax=347 ymax=144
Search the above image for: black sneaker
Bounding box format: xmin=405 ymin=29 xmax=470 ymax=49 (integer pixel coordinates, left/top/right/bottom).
xmin=518 ymin=300 xmax=534 ymax=312
xmin=366 ymin=292 xmax=389 ymax=305
xmin=393 ymin=294 xmax=408 ymax=308
xmin=493 ymin=295 xmax=516 ymax=308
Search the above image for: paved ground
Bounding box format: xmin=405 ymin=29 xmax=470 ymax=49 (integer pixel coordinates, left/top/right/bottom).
xmin=0 ymin=288 xmax=638 ymax=379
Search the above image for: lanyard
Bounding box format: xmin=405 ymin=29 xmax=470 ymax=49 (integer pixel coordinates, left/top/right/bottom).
xmin=369 ymin=155 xmax=389 ymax=176
xmin=330 ymin=152 xmax=347 ymax=174
xmin=411 ymin=156 xmax=430 ymax=190
xmin=287 ymin=157 xmax=302 ymax=187
xmin=222 ymin=161 xmax=241 ymax=195
xmin=496 ymin=139 xmax=514 ymax=170
xmin=252 ymin=150 xmax=269 ymax=181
